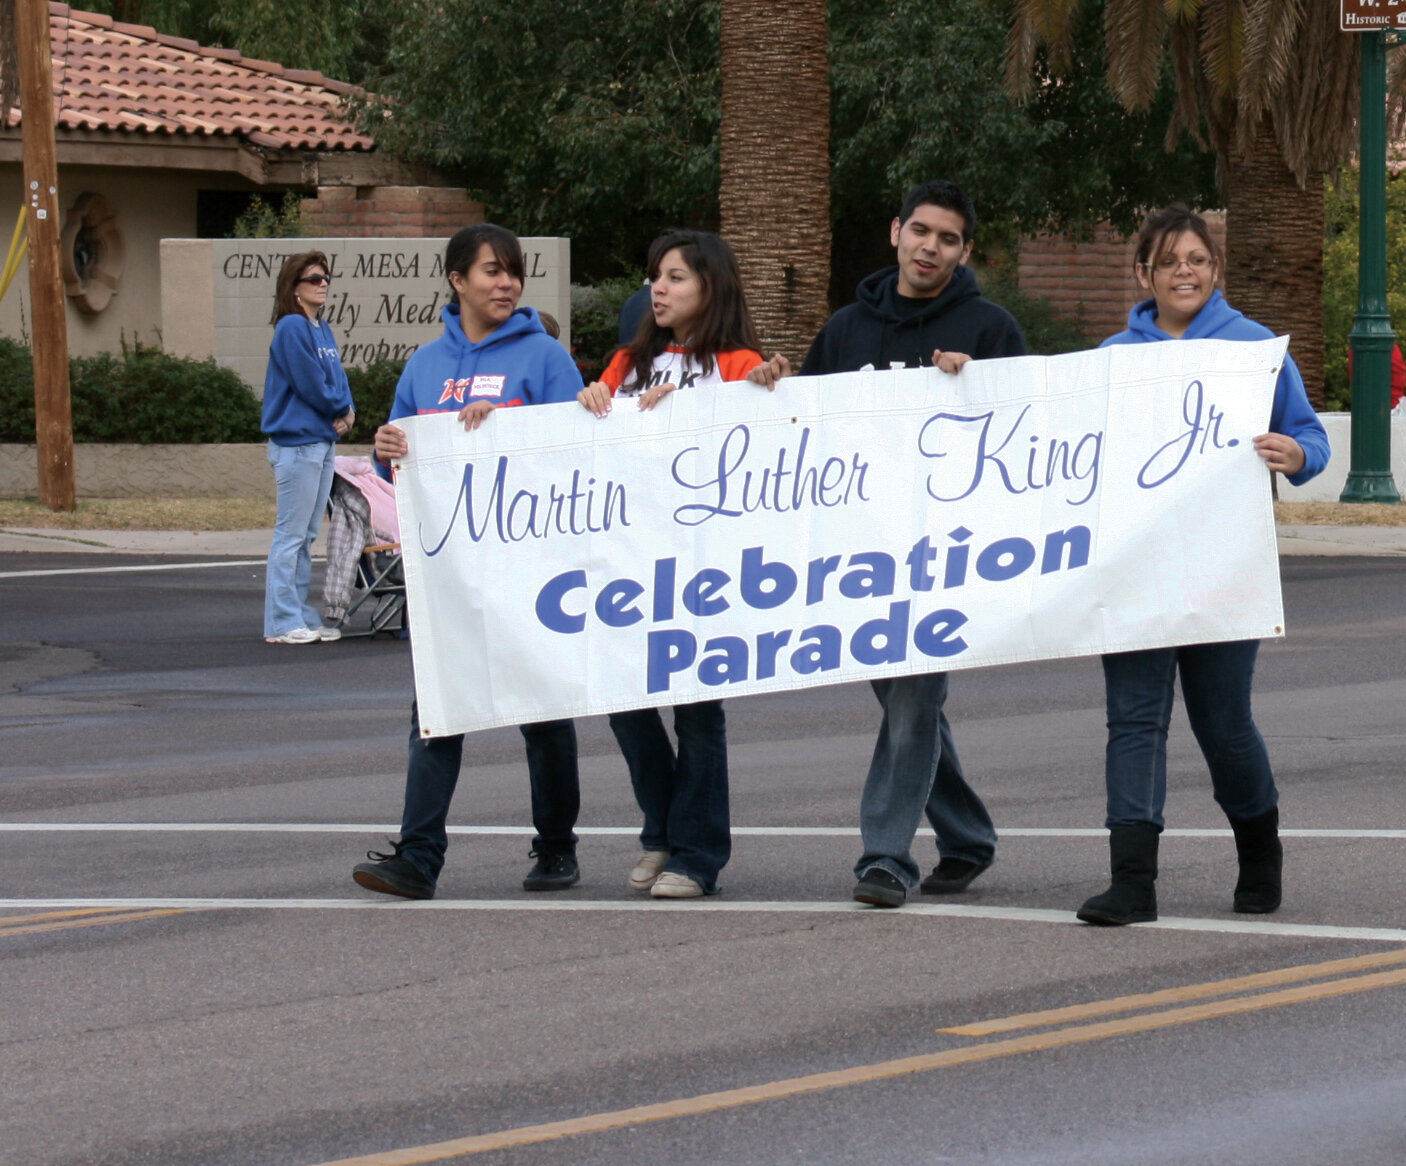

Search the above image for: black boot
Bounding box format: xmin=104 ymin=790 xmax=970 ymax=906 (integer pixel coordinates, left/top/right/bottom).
xmin=1229 ymin=806 xmax=1282 ymax=914
xmin=1077 ymin=823 xmax=1159 ymax=926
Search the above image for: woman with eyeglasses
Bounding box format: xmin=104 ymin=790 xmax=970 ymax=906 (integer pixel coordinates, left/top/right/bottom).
xmin=260 ymin=251 xmax=355 ymax=645
xmin=1076 ymin=205 xmax=1329 ymax=927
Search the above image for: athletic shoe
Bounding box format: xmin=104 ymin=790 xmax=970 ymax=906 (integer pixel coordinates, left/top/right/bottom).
xmin=522 ymin=851 xmax=580 ymax=891
xmin=853 ymin=867 xmax=906 ymax=908
xmin=266 ymin=627 xmax=320 ymax=645
xmin=919 ymin=856 xmax=993 ymax=895
xmin=352 ymin=845 xmax=435 ymax=900
xmin=650 ymin=871 xmax=705 ymax=898
xmin=628 ymin=850 xmax=672 ymax=891
xmin=316 ymin=625 xmax=343 ymax=642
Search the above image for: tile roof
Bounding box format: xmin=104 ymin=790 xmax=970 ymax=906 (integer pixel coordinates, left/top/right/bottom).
xmin=4 ymin=3 xmax=375 ymax=152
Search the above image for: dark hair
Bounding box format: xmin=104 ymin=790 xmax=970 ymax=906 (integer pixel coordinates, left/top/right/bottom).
xmin=271 ymin=251 xmax=331 ymax=324
xmin=444 ymin=223 xmax=525 ymax=295
xmin=898 ymin=180 xmax=976 ymax=243
xmin=619 ymin=229 xmax=761 ymax=384
xmin=1132 ymin=204 xmax=1222 ymax=273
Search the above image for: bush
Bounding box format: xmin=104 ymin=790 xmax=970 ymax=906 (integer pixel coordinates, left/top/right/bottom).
xmin=0 ymin=337 xmax=263 ymax=443
xmin=980 ymin=269 xmax=1096 ymax=355
xmin=1322 ymin=168 xmax=1406 ymax=412
xmin=345 ymin=358 xmax=406 ymax=440
xmin=570 ymin=278 xmax=643 ymax=383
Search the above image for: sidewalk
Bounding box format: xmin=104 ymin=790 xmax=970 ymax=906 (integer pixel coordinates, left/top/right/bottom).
xmin=1 ymin=524 xmax=1403 ymax=557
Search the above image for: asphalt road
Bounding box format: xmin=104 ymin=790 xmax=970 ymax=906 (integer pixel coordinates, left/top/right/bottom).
xmin=1 ymin=552 xmax=1404 ymax=1165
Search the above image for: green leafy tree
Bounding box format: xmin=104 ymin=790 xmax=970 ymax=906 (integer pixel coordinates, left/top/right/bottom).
xmin=829 ymin=0 xmax=1217 ymax=293
xmin=362 ymin=0 xmax=723 ymax=278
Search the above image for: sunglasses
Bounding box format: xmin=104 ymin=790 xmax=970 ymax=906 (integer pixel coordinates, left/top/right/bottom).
xmin=299 ymin=274 xmax=332 ymax=286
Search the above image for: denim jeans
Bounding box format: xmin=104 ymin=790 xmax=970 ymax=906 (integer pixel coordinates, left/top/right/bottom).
xmin=1102 ymin=639 xmax=1277 ymax=830
xmin=396 ymin=702 xmax=579 ymax=884
xmin=608 ymin=700 xmax=729 ymax=893
xmin=264 ymin=439 xmax=335 ymax=637
xmin=855 ymin=673 xmax=996 ymax=887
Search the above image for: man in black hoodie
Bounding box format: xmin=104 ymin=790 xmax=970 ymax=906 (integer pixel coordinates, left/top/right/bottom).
xmin=751 ymin=179 xmax=1026 ymax=908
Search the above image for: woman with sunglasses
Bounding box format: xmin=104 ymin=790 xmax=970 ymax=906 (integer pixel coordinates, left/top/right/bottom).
xmin=260 ymin=251 xmax=355 ymax=645
xmin=1077 ymin=205 xmax=1330 ymax=926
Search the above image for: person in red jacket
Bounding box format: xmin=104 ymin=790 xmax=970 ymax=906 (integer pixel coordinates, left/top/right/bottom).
xmin=578 ymin=229 xmax=768 ymax=898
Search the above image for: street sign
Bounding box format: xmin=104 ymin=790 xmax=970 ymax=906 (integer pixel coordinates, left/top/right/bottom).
xmin=1342 ymin=1 xmax=1406 ymax=31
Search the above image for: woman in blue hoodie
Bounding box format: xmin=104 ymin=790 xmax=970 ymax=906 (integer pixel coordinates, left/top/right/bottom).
xmin=352 ymin=223 xmax=585 ymax=902
xmin=1077 ymin=205 xmax=1330 ymax=928
xmin=261 ymin=251 xmax=355 ymax=645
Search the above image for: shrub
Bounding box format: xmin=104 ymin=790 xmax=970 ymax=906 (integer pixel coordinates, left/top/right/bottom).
xmin=0 ymin=337 xmax=263 ymax=443
xmin=570 ymin=277 xmax=643 ymax=383
xmin=345 ymin=358 xmax=407 ymax=440
xmin=980 ymin=269 xmax=1095 ymax=355
xmin=230 ymin=191 xmax=308 ymax=239
xmin=1322 ymin=167 xmax=1406 ymax=412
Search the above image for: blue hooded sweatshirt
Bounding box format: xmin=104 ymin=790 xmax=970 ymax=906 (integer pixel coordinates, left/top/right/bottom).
xmin=261 ymin=313 xmax=355 ymax=446
xmin=1100 ymin=290 xmax=1330 ymax=487
xmin=377 ymin=302 xmax=582 ymax=480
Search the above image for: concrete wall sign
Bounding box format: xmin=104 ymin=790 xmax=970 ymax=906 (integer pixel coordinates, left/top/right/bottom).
xmin=161 ymin=236 xmax=571 ymax=393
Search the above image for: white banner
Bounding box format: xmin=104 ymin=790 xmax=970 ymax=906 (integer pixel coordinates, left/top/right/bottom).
xmin=393 ymin=338 xmax=1289 ymax=737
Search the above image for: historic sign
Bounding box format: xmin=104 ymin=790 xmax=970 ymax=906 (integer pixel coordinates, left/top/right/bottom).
xmin=1341 ymin=0 xmax=1406 ymax=30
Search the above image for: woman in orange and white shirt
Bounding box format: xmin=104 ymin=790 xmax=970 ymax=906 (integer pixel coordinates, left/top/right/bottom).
xmin=579 ymin=229 xmax=768 ymax=898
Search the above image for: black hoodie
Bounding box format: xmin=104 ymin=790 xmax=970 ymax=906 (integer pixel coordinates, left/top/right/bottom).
xmin=799 ymin=265 xmax=1026 ymax=376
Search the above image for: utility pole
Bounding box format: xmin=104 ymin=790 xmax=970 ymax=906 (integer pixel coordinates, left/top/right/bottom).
xmin=16 ymin=0 xmax=74 ymax=510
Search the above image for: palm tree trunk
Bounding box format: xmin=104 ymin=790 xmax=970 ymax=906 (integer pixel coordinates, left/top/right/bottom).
xmin=1223 ymin=114 xmax=1325 ymax=409
xmin=718 ymin=0 xmax=830 ymax=361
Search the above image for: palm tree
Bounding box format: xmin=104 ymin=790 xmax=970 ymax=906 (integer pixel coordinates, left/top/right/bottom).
xmin=718 ymin=0 xmax=830 ymax=361
xmin=1007 ymin=0 xmax=1360 ymax=406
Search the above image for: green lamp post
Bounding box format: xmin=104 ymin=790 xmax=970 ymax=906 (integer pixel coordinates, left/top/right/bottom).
xmin=1342 ymin=28 xmax=1402 ymax=503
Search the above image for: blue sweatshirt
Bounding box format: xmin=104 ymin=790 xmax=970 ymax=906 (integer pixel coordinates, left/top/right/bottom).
xmin=1100 ymin=290 xmax=1330 ymax=487
xmin=377 ymin=303 xmax=582 ymax=480
xmin=261 ymin=313 xmax=355 ymax=446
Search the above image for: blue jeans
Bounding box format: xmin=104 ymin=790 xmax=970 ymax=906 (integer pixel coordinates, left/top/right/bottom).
xmin=1102 ymin=640 xmax=1277 ymax=830
xmin=855 ymin=673 xmax=996 ymax=887
xmin=396 ymin=702 xmax=580 ymax=884
xmin=608 ymin=700 xmax=729 ymax=892
xmin=264 ymin=439 xmax=335 ymax=637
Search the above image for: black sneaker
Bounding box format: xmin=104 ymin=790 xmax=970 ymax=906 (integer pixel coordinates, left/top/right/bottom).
xmin=853 ymin=867 xmax=906 ymax=908
xmin=523 ymin=850 xmax=580 ymax=892
xmin=352 ymin=842 xmax=435 ymax=900
xmin=919 ymin=856 xmax=993 ymax=895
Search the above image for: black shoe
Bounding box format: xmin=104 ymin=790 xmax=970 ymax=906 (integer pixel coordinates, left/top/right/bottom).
xmin=920 ymin=856 xmax=993 ymax=894
xmin=853 ymin=867 xmax=906 ymax=908
xmin=523 ymin=850 xmax=580 ymax=892
xmin=353 ymin=843 xmax=435 ymax=900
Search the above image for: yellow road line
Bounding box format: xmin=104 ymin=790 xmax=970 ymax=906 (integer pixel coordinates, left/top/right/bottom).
xmin=940 ymin=946 xmax=1406 ymax=1035
xmin=310 ymin=965 xmax=1406 ymax=1166
xmin=0 ymin=907 xmax=135 ymax=927
xmin=0 ymin=909 xmax=185 ymax=937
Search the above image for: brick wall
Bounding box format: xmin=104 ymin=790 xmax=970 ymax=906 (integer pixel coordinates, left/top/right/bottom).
xmin=1018 ymin=213 xmax=1226 ymax=341
xmin=299 ymin=185 xmax=486 ymax=238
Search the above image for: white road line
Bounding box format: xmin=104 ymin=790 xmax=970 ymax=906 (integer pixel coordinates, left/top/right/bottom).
xmin=2 ymin=896 xmax=1405 ymax=943
xmin=0 ymin=559 xmax=267 ymax=580
xmin=1 ymin=822 xmax=1404 ymax=839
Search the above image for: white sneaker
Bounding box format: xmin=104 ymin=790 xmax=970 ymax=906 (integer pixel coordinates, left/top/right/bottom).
xmin=266 ymin=627 xmax=320 ymax=645
xmin=316 ymin=625 xmax=342 ymax=642
xmin=650 ymin=871 xmax=704 ymax=899
xmin=628 ymin=850 xmax=672 ymax=891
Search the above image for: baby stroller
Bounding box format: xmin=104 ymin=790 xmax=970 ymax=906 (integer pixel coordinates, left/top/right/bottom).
xmin=322 ymin=456 xmax=406 ymax=638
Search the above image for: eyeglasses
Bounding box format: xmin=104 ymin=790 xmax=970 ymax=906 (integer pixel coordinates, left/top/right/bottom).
xmin=300 ymin=274 xmax=332 ymax=286
xmin=1148 ymin=254 xmax=1212 ymax=272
